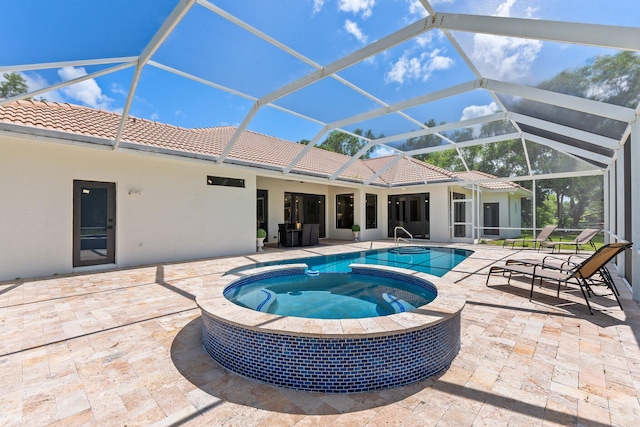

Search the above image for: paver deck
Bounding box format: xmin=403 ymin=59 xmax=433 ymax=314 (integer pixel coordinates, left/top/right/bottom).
xmin=1 ymin=241 xmax=639 ymax=426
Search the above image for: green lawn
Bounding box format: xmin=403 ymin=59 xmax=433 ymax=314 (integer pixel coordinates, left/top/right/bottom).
xmin=489 ymin=230 xmax=604 ymax=252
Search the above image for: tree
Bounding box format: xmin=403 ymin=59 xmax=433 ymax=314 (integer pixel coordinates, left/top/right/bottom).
xmin=316 ymin=128 xmax=379 ymax=159
xmin=0 ymin=72 xmax=28 ymax=99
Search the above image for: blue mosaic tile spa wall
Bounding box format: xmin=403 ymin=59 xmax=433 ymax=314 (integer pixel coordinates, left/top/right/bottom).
xmin=202 ymin=266 xmax=462 ymax=392
xmin=201 ymin=311 xmax=460 ymax=393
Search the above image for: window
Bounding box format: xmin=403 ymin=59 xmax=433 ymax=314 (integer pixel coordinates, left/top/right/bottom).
xmin=207 ymin=175 xmax=244 ymax=188
xmin=366 ymin=194 xmax=377 ymax=229
xmin=336 ymin=194 xmax=354 ymax=229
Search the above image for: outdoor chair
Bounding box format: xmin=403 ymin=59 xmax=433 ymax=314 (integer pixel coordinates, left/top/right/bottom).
xmin=503 ymin=225 xmax=557 ymax=250
xmin=301 ymin=223 xmax=320 ymax=246
xmin=301 ymin=223 xmax=312 ymax=246
xmin=278 ymin=224 xmax=291 ymax=247
xmin=486 ymin=242 xmax=632 ymax=314
xmin=538 ymin=228 xmax=599 ymax=253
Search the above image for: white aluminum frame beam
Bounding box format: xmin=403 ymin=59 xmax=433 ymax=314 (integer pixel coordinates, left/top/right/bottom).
xmin=524 ymin=133 xmax=612 ymax=165
xmin=364 ymin=154 xmax=405 ymax=185
xmin=372 ymin=112 xmax=506 ymax=147
xmin=485 ymin=79 xmax=636 ymax=122
xmin=0 ymin=57 xmax=138 ymax=73
xmin=508 ymin=112 xmax=620 ymax=150
xmin=0 ymin=62 xmax=135 ymax=106
xmin=330 ymin=141 xmax=376 ymax=180
xmin=113 ymin=0 xmax=197 ymax=150
xmin=455 ymin=169 xmax=604 ymax=186
xmin=434 ymin=13 xmax=640 ymax=52
xmin=218 ymin=17 xmax=434 ymax=164
xmin=148 ymin=60 xmax=326 ymax=127
xmin=405 ymin=133 xmax=521 ymax=157
xmin=631 ymin=118 xmax=640 ymax=302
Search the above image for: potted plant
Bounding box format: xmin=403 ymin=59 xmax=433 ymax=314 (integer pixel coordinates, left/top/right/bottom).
xmin=351 ymin=224 xmax=360 ymax=241
xmin=256 ymin=228 xmax=267 ymax=252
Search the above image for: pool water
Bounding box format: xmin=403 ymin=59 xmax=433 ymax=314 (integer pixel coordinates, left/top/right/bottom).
xmin=230 ymin=246 xmax=473 ymax=277
xmin=224 ymin=271 xmax=436 ymax=319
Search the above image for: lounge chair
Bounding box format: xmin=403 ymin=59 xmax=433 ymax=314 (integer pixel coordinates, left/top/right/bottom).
xmin=503 ymin=225 xmax=557 ymax=250
xmin=486 ymin=242 xmax=632 ymax=314
xmin=538 ymin=228 xmax=599 ymax=253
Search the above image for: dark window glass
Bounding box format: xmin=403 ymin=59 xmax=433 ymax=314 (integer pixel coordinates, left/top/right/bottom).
xmin=207 ymin=176 xmax=245 ymax=188
xmin=366 ymin=194 xmax=377 ymax=229
xmin=336 ymin=194 xmax=354 ymax=229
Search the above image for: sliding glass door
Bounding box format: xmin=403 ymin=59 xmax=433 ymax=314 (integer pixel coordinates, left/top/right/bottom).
xmin=284 ymin=192 xmax=325 ymax=238
xmin=388 ymin=193 xmax=430 ymax=239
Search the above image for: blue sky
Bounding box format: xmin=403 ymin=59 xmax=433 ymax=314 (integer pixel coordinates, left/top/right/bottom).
xmin=1 ymin=0 xmax=632 ymax=155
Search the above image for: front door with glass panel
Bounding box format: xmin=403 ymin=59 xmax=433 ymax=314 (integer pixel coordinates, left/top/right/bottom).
xmin=73 ymin=180 xmax=116 ymax=266
xmin=483 ymin=202 xmax=500 ymax=236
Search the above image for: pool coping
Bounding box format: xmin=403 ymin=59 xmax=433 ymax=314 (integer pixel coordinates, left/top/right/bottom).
xmin=196 ymin=263 xmax=466 ymax=339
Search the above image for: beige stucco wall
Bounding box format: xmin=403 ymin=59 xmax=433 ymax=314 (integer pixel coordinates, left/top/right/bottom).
xmin=0 ymin=136 xmax=255 ymax=281
xmin=256 ymin=177 xmax=390 ymax=242
xmin=480 ymin=192 xmax=522 ymax=239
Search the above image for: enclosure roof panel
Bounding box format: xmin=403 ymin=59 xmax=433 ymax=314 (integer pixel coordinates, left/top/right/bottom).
xmin=1 ymin=0 xmax=638 ymax=182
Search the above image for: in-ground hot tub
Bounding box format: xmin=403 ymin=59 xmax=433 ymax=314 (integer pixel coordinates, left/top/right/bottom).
xmin=197 ymin=263 xmax=465 ymax=393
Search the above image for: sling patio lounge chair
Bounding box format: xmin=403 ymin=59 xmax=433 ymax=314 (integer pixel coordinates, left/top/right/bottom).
xmin=486 ymin=242 xmax=632 ymax=314
xmin=538 ymin=228 xmax=599 ymax=254
xmin=503 ymin=225 xmax=557 ymax=250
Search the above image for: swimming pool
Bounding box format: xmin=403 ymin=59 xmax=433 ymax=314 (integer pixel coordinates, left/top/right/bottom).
xmin=230 ymin=246 xmax=473 ymax=277
xmin=223 ymin=270 xmax=437 ymax=318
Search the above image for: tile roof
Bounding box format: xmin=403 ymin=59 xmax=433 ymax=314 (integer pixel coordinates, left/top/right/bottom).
xmin=0 ymin=100 xmax=515 ymax=190
xmin=453 ymin=171 xmax=528 ymax=191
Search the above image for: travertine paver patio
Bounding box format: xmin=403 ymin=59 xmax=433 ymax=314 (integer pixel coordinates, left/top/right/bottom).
xmin=1 ymin=241 xmax=639 ymax=426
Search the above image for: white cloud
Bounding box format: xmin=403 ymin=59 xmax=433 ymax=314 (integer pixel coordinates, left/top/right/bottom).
xmin=415 ymin=33 xmax=434 ymax=47
xmin=460 ymin=102 xmax=499 ymax=121
xmin=110 ymin=83 xmax=128 ymax=97
xmin=344 ymin=19 xmax=367 ymax=43
xmin=150 ymin=112 xmax=160 ymax=121
xmin=495 ymin=0 xmax=516 ymax=17
xmin=407 ymin=0 xmax=428 ymax=17
xmin=0 ymin=71 xmax=62 ymax=102
xmin=21 ymin=72 xmax=65 ymax=102
xmin=470 ymin=0 xmax=542 ymax=81
xmin=370 ymin=145 xmax=396 ymax=158
xmin=385 ymin=48 xmax=453 ymax=84
xmin=313 ymin=0 xmax=325 ymax=14
xmin=338 ymin=0 xmax=375 ymax=19
xmin=460 ymin=102 xmax=500 ymax=136
xmin=57 ymin=66 xmax=114 ymax=110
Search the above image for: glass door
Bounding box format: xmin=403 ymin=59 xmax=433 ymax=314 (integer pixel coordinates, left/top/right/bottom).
xmin=73 ymin=180 xmax=116 ymax=266
xmin=284 ymin=192 xmax=326 ymax=238
xmin=388 ymin=193 xmax=430 ymax=239
xmin=483 ymin=202 xmax=500 ymax=236
xmin=257 ymin=189 xmax=268 ymax=242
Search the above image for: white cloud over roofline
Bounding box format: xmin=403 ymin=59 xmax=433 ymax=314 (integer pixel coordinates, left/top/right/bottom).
xmin=57 ymin=66 xmax=114 ymax=111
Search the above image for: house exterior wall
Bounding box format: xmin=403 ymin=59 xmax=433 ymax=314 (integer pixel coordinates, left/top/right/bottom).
xmin=0 ymin=136 xmax=255 ymax=281
xmin=383 ymin=186 xmax=450 ymax=242
xmin=507 ymin=194 xmax=523 ymax=238
xmin=256 ymin=177 xmax=330 ymax=242
xmin=480 ymin=192 xmax=521 ymax=239
xmin=427 ymin=186 xmax=451 ymax=242
xmin=329 ymin=186 xmax=356 ymax=241
xmin=255 ymin=177 xmax=389 ymax=243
